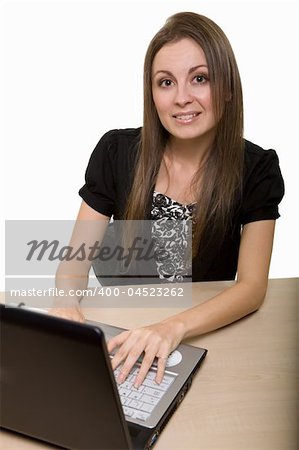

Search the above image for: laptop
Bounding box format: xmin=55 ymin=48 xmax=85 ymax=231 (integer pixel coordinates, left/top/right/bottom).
xmin=0 ymin=303 xmax=207 ymax=450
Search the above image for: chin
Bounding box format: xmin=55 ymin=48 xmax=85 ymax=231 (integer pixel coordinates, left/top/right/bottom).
xmin=165 ymin=122 xmax=216 ymax=142
xmin=171 ymin=128 xmax=206 ymax=141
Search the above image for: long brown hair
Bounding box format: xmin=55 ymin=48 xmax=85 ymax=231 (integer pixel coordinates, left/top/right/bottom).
xmin=125 ymin=12 xmax=244 ymax=254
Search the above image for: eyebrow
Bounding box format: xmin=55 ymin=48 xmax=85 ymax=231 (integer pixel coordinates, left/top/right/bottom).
xmin=153 ymin=64 xmax=208 ymax=78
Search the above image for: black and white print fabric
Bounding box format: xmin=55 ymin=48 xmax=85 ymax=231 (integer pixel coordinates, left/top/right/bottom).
xmin=151 ymin=191 xmax=195 ymax=282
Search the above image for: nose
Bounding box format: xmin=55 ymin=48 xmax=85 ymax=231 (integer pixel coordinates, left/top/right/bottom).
xmin=174 ymin=83 xmax=193 ymax=107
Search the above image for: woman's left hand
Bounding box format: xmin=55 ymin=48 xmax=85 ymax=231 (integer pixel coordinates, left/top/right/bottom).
xmin=107 ymin=319 xmax=185 ymax=388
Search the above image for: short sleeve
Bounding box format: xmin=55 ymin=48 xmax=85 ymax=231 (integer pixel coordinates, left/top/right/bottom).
xmin=241 ymin=148 xmax=285 ymax=225
xmin=78 ymin=130 xmax=117 ymax=217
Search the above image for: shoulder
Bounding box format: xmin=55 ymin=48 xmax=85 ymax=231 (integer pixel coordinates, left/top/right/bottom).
xmin=243 ymin=139 xmax=283 ymax=184
xmin=87 ymin=127 xmax=142 ymax=169
xmin=98 ymin=127 xmax=142 ymax=152
xmin=244 ymin=139 xmax=280 ymax=168
xmin=240 ymin=139 xmax=285 ymax=224
xmin=79 ymin=128 xmax=142 ymax=217
xmin=244 ymin=139 xmax=279 ymax=164
xmin=83 ymin=127 xmax=142 ymax=180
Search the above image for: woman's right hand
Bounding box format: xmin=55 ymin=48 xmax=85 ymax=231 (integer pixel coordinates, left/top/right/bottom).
xmin=48 ymin=299 xmax=85 ymax=323
xmin=50 ymin=200 xmax=110 ymax=324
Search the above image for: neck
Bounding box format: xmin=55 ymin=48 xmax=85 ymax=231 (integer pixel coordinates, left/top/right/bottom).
xmin=166 ymin=131 xmax=215 ymax=166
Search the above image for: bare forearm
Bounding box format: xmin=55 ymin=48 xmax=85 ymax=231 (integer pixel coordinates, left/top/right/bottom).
xmin=49 ymin=262 xmax=90 ymax=321
xmin=163 ymin=280 xmax=268 ymax=340
xmin=54 ymin=261 xmax=90 ymax=306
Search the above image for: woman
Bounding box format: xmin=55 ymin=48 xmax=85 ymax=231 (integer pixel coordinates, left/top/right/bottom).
xmin=51 ymin=12 xmax=284 ymax=388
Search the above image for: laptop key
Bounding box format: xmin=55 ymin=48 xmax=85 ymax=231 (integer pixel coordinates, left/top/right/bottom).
xmin=115 ymin=364 xmax=176 ymax=421
xmin=140 ymin=394 xmax=160 ymax=406
xmin=140 ymin=403 xmax=155 ymax=413
xmin=144 ymin=370 xmax=157 ymax=380
xmin=121 ymin=397 xmax=132 ymax=406
xmin=162 ymin=375 xmax=174 ymax=384
xmin=118 ymin=387 xmax=131 ymax=397
xmin=142 ymin=378 xmax=160 ymax=388
xmin=123 ymin=406 xmax=134 ymax=417
xmin=143 ymin=387 xmax=164 ymax=398
xmin=121 ymin=381 xmax=133 ymax=390
xmin=129 ymin=400 xmax=143 ymax=409
xmin=129 ymin=391 xmax=143 ymax=400
xmin=131 ymin=384 xmax=145 ymax=392
xmin=132 ymin=411 xmax=150 ymax=421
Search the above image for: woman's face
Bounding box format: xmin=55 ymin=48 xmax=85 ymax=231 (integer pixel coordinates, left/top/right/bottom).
xmin=152 ymin=38 xmax=218 ymax=143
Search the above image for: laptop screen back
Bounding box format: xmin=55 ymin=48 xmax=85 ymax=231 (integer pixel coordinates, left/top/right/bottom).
xmin=0 ymin=305 xmax=132 ymax=450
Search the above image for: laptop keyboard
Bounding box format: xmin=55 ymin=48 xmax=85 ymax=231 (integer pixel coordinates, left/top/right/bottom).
xmin=113 ymin=365 xmax=175 ymax=421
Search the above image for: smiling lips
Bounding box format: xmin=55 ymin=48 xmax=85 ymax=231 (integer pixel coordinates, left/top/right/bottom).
xmin=173 ymin=111 xmax=201 ymax=123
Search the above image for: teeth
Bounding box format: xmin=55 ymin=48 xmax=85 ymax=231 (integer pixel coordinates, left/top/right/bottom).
xmin=175 ymin=113 xmax=197 ymax=120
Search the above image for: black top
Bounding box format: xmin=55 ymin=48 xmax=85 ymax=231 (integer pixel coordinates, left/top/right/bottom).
xmin=79 ymin=127 xmax=285 ymax=282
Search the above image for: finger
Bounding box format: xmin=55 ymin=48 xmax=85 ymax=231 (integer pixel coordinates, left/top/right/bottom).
xmin=134 ymin=352 xmax=156 ymax=388
xmin=110 ymin=346 xmax=129 ymax=371
xmin=155 ymin=356 xmax=168 ymax=384
xmin=116 ymin=350 xmax=143 ymax=384
xmin=111 ymin=336 xmax=144 ymax=372
xmin=107 ymin=331 xmax=129 ymax=354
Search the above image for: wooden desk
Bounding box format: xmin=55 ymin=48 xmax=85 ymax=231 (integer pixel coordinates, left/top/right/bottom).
xmin=1 ymin=278 xmax=298 ymax=450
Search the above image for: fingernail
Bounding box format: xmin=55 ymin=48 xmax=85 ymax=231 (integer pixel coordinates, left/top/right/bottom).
xmin=118 ymin=374 xmax=124 ymax=384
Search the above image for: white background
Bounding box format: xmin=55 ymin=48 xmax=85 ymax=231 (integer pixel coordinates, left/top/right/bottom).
xmin=1 ymin=0 xmax=298 ymax=289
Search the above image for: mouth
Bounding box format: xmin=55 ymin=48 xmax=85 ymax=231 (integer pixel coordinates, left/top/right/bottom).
xmin=172 ymin=112 xmax=201 ymax=123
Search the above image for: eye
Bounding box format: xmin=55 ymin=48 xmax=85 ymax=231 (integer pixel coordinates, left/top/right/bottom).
xmin=159 ymin=79 xmax=174 ymax=87
xmin=193 ymin=75 xmax=208 ymax=84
